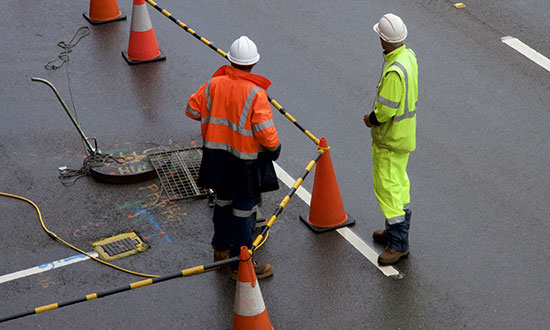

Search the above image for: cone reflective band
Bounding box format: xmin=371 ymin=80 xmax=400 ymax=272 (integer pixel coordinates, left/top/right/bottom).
xmin=122 ymin=0 xmax=166 ymax=65
xmin=300 ymin=137 xmax=355 ymax=232
xmin=83 ymin=0 xmax=126 ymax=25
xmin=232 ymin=246 xmax=273 ymax=330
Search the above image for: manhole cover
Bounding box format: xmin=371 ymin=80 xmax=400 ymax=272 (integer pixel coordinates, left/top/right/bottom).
xmin=92 ymin=232 xmax=148 ymax=261
xmin=89 ymin=141 xmax=169 ymax=184
xmin=148 ymin=147 xmax=208 ymax=200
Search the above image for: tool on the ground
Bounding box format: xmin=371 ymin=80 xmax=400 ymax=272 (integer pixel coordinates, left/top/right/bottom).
xmin=31 ymin=78 xmax=123 ymax=184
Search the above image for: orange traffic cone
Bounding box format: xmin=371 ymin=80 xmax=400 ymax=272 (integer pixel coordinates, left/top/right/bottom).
xmin=232 ymin=246 xmax=273 ymax=330
xmin=83 ymin=0 xmax=126 ymax=25
xmin=122 ymin=0 xmax=166 ymax=65
xmin=300 ymin=137 xmax=355 ymax=233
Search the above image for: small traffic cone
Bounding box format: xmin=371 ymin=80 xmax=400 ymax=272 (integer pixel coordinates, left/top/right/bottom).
xmin=300 ymin=137 xmax=355 ymax=233
xmin=232 ymin=246 xmax=273 ymax=330
xmin=122 ymin=0 xmax=166 ymax=65
xmin=83 ymin=0 xmax=126 ymax=25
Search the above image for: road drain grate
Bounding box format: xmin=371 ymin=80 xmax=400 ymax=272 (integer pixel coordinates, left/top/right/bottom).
xmin=92 ymin=232 xmax=148 ymax=261
xmin=148 ymin=147 xmax=208 ymax=201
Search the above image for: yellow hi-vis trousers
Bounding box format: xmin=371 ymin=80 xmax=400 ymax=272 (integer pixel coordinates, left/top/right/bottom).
xmin=372 ymin=143 xmax=410 ymax=224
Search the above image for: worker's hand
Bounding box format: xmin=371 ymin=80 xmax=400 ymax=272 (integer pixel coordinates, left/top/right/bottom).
xmin=268 ymin=144 xmax=281 ymax=161
xmin=363 ymin=113 xmax=372 ymax=127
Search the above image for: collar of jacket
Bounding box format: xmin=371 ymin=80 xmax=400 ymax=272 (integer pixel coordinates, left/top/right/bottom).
xmin=211 ymin=65 xmax=272 ymax=90
xmin=383 ymin=44 xmax=407 ymax=62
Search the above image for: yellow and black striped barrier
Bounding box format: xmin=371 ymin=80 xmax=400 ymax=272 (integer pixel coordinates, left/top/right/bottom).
xmin=0 ymin=258 xmax=236 ymax=323
xmin=145 ymin=0 xmax=320 ymax=146
xmin=251 ymin=147 xmax=325 ymax=252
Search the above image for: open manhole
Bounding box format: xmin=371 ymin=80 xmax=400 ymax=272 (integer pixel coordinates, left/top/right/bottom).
xmin=148 ymin=147 xmax=208 ymax=201
xmin=92 ymin=232 xmax=148 ymax=261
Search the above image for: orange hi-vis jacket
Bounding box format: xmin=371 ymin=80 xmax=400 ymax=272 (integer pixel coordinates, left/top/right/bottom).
xmin=186 ymin=65 xmax=280 ymax=160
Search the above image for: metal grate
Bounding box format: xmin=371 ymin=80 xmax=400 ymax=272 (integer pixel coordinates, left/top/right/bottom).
xmin=100 ymin=238 xmax=139 ymax=257
xmin=148 ymin=147 xmax=208 ymax=200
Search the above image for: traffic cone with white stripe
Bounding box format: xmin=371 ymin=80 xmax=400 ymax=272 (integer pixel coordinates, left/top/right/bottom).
xmin=122 ymin=0 xmax=166 ymax=65
xmin=232 ymin=246 xmax=273 ymax=330
xmin=83 ymin=0 xmax=126 ymax=25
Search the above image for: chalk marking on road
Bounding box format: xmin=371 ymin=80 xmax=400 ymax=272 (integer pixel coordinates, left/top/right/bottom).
xmin=501 ymin=36 xmax=550 ymax=73
xmin=0 ymin=252 xmax=98 ymax=285
xmin=273 ymin=162 xmax=399 ymax=277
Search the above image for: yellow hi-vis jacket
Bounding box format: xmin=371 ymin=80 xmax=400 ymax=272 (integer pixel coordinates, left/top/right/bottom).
xmin=369 ymin=45 xmax=418 ymax=153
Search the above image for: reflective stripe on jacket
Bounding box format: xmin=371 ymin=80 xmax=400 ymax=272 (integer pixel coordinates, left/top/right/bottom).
xmin=371 ymin=45 xmax=418 ymax=153
xmin=186 ymin=65 xmax=280 ymax=160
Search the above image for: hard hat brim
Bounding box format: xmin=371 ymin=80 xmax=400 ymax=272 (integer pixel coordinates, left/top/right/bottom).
xmin=227 ymin=53 xmax=260 ymax=66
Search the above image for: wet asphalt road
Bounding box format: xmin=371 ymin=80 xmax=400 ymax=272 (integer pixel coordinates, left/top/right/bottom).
xmin=1 ymin=0 xmax=549 ymax=329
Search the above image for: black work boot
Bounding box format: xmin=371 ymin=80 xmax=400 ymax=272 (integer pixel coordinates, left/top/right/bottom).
xmin=373 ymin=229 xmax=389 ymax=245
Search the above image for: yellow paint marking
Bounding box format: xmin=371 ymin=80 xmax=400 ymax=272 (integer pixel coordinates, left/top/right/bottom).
xmin=453 ymin=3 xmax=466 ymax=8
xmin=130 ymin=279 xmax=153 ymax=289
xmin=35 ymin=303 xmax=58 ymax=314
xmin=86 ymin=293 xmax=98 ymax=301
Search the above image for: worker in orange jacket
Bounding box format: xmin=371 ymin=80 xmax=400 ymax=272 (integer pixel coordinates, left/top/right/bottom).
xmin=186 ymin=36 xmax=281 ymax=279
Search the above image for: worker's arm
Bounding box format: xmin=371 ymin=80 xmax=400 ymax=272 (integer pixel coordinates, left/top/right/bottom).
xmin=186 ymin=81 xmax=208 ymax=121
xmin=251 ymin=90 xmax=280 ymax=159
xmin=364 ymin=71 xmax=402 ymax=128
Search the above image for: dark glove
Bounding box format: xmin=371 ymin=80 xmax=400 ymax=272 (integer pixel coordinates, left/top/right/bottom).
xmin=268 ymin=144 xmax=281 ymax=161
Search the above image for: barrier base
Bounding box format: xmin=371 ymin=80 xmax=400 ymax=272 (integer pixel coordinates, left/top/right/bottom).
xmin=122 ymin=50 xmax=166 ymax=65
xmin=299 ymin=214 xmax=355 ymax=233
xmin=83 ymin=13 xmax=127 ymax=25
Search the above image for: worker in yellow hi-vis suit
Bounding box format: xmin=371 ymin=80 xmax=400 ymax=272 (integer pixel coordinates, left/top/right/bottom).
xmin=364 ymin=13 xmax=418 ymax=265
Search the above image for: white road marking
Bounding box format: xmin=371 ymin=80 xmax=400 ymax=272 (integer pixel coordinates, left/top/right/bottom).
xmin=273 ymin=162 xmax=399 ymax=277
xmin=501 ymin=36 xmax=550 ymax=73
xmin=0 ymin=252 xmax=98 ymax=285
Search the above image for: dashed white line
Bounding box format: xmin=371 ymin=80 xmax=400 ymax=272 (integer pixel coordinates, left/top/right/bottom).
xmin=501 ymin=36 xmax=550 ymax=73
xmin=273 ymin=162 xmax=399 ymax=277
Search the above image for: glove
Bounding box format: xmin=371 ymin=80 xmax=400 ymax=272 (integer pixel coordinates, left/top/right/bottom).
xmin=268 ymin=144 xmax=281 ymax=161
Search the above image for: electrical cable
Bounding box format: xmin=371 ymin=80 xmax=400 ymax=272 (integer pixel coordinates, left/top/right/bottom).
xmin=1 ymin=192 xmax=159 ymax=278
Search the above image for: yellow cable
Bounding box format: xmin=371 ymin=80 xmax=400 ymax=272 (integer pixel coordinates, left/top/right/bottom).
xmin=1 ymin=192 xmax=159 ymax=278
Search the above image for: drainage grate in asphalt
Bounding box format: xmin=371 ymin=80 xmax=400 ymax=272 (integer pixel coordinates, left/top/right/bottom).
xmin=148 ymin=147 xmax=208 ymax=201
xmin=92 ymin=232 xmax=148 ymax=261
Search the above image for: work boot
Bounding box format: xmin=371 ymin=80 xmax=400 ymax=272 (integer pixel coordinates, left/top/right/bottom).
xmin=372 ymin=229 xmax=389 ymax=245
xmin=230 ymin=261 xmax=274 ymax=280
xmin=378 ymin=247 xmax=409 ymax=265
xmin=213 ymin=249 xmax=230 ymax=262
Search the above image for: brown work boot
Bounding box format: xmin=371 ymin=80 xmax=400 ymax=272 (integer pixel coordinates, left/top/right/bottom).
xmin=213 ymin=249 xmax=230 ymax=262
xmin=231 ymin=261 xmax=274 ymax=280
xmin=373 ymin=229 xmax=389 ymax=245
xmin=378 ymin=247 xmax=409 ymax=265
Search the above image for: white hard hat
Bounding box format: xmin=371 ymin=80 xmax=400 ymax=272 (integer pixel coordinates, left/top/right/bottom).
xmin=373 ymin=13 xmax=408 ymax=43
xmin=227 ymin=36 xmax=260 ymax=66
